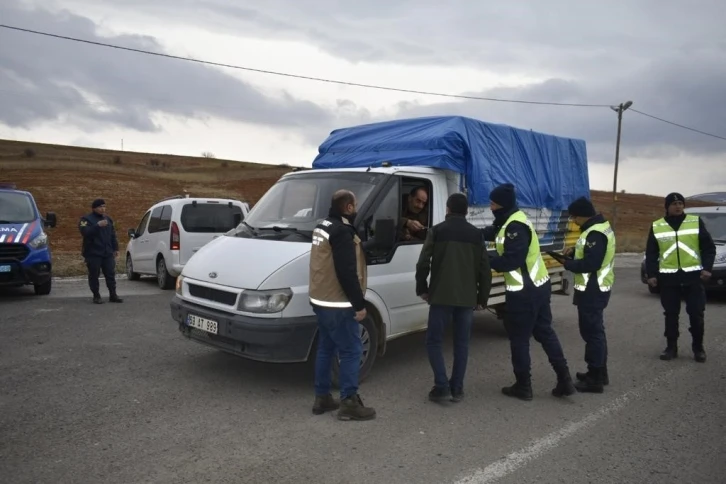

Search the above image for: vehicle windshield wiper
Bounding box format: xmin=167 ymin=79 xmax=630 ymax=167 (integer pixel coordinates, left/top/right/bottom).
xmin=258 ymin=226 xmax=299 ymax=232
xmin=0 ymin=220 xmax=15 ymax=224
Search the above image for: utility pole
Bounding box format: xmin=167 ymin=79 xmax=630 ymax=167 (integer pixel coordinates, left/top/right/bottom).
xmin=610 ymin=100 xmax=633 ymax=230
xmin=121 ymin=138 xmax=124 ymax=151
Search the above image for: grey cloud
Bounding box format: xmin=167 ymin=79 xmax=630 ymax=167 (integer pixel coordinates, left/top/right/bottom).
xmin=0 ymin=3 xmax=350 ymax=134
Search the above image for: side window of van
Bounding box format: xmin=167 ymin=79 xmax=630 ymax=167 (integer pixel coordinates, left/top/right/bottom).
xmin=157 ymin=205 xmax=172 ymax=232
xmin=135 ymin=211 xmax=151 ymax=237
xmin=147 ymin=206 xmax=164 ymax=234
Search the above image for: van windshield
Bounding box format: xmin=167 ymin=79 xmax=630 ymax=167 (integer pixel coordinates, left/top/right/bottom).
xmin=0 ymin=192 xmax=36 ymax=224
xmin=234 ymin=171 xmax=385 ymax=240
xmin=699 ymin=212 xmax=726 ymax=242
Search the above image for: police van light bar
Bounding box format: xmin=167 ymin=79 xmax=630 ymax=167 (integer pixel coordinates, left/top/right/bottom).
xmin=0 ymin=182 xmax=18 ymax=189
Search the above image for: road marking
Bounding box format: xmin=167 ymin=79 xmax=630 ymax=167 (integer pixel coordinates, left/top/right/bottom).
xmin=453 ymin=339 xmax=724 ymax=484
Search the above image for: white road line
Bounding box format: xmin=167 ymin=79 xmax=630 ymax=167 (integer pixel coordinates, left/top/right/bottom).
xmin=453 ymin=339 xmax=725 ymax=484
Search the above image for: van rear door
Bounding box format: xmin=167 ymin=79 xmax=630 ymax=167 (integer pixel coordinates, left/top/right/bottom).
xmin=178 ymin=201 xmax=244 ymax=265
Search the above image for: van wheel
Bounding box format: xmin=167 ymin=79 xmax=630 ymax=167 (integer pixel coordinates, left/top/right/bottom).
xmin=34 ymin=279 xmax=52 ymax=295
xmin=126 ymin=254 xmax=140 ymax=281
xmin=156 ymin=256 xmax=175 ymax=290
xmin=331 ymin=314 xmax=378 ymax=388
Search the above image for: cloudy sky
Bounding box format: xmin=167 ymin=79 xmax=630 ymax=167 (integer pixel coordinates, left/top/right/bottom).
xmin=1 ymin=0 xmax=725 ymax=197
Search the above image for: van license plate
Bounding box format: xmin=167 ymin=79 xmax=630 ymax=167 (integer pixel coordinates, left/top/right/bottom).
xmin=187 ymin=314 xmax=218 ymax=334
xmin=0 ymin=265 xmax=11 ymax=273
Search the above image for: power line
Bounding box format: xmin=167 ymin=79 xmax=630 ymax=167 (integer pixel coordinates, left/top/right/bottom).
xmin=630 ymin=108 xmax=726 ymax=141
xmin=0 ymin=24 xmax=610 ymax=108
xmin=1 ymin=23 xmax=725 ymax=142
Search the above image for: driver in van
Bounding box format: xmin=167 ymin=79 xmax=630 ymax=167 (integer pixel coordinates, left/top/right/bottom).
xmin=399 ymin=186 xmax=429 ymax=241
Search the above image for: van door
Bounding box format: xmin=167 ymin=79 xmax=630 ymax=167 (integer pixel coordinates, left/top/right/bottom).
xmin=177 ymin=201 xmax=244 ymax=265
xmin=360 ymin=174 xmax=439 ymax=338
xmin=137 ymin=205 xmax=164 ymax=273
xmin=129 ymin=210 xmax=152 ymax=273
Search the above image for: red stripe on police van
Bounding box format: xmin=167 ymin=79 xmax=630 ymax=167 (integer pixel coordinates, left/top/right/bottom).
xmin=22 ymin=221 xmax=38 ymax=244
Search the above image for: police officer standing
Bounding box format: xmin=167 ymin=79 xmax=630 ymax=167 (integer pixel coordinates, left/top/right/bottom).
xmin=557 ymin=197 xmax=615 ymax=393
xmin=645 ymin=192 xmax=716 ymax=362
xmin=79 ymin=198 xmax=123 ymax=304
xmin=482 ymin=183 xmax=575 ymax=401
xmin=308 ymin=189 xmax=376 ymax=421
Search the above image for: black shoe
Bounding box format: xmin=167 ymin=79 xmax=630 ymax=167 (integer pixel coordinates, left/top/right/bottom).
xmin=502 ymin=374 xmax=533 ymax=401
xmin=660 ymin=346 xmax=678 ymax=361
xmin=312 ymin=393 xmax=340 ymax=415
xmin=576 ymin=365 xmax=609 ymax=386
xmin=109 ymin=293 xmax=123 ymax=303
xmin=552 ymin=367 xmax=576 ymax=397
xmin=93 ymin=294 xmax=103 ymax=304
xmin=574 ymin=367 xmax=605 ymax=393
xmin=693 ymin=348 xmax=706 ymax=363
xmin=428 ymin=386 xmax=451 ymax=403
xmin=450 ymin=387 xmax=464 ymax=403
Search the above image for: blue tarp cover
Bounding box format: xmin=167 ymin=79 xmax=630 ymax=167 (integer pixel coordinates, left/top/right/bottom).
xmin=312 ymin=115 xmax=590 ymax=210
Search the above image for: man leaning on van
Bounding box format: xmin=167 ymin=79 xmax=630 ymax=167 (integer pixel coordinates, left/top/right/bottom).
xmin=308 ymin=189 xmax=376 ymax=421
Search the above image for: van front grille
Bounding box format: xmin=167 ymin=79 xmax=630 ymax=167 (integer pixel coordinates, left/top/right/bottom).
xmin=0 ymin=243 xmax=30 ymax=261
xmin=187 ymin=283 xmax=238 ymax=306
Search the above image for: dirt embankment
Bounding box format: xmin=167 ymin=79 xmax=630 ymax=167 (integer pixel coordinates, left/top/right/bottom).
xmin=0 ymin=139 xmax=718 ymax=276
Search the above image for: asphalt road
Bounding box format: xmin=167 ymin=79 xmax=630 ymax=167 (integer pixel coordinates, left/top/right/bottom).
xmin=1 ymin=267 xmax=725 ymax=484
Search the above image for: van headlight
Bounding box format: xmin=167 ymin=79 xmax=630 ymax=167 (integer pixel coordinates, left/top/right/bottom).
xmin=175 ymin=275 xmax=184 ymax=295
xmin=29 ymin=232 xmax=48 ymax=249
xmin=238 ymin=288 xmax=293 ymax=313
xmin=715 ymin=253 xmax=726 ymax=265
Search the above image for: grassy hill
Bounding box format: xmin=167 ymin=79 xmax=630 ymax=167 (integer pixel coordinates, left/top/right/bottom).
xmin=0 ymin=138 xmax=713 ymax=277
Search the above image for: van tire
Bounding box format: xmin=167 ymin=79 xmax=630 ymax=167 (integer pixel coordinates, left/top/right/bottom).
xmin=330 ymin=314 xmax=379 ymax=388
xmin=126 ymin=254 xmax=140 ymax=281
xmin=156 ymin=256 xmax=175 ymax=290
xmin=34 ymin=279 xmax=52 ymax=295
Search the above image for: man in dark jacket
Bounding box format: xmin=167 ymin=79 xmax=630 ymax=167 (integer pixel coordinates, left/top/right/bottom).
xmin=308 ymin=189 xmax=376 ymax=421
xmin=645 ymin=192 xmax=716 ymax=362
xmin=415 ymin=193 xmax=492 ymax=403
xmin=559 ymin=197 xmax=615 ymax=393
xmin=79 ymin=198 xmax=123 ymax=304
xmin=482 ymin=183 xmax=575 ymax=401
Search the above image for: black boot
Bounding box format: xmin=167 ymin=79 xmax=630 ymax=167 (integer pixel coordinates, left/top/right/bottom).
xmin=92 ymin=293 xmax=103 ymax=304
xmin=660 ymin=342 xmax=678 ymax=361
xmin=502 ymin=373 xmax=533 ymax=401
xmin=693 ymin=347 xmax=706 ymax=363
xmin=574 ymin=367 xmax=604 ymax=393
xmin=109 ymin=291 xmax=123 ymax=303
xmin=552 ymin=366 xmax=576 ymax=397
xmin=576 ymin=365 xmax=609 ymax=386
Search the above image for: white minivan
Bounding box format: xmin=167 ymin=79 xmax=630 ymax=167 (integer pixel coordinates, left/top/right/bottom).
xmin=125 ymin=196 xmax=250 ymax=289
xmin=168 ymin=115 xmax=590 ymax=382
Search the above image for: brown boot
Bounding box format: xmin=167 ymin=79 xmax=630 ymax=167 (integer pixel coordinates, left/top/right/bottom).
xmin=312 ymin=394 xmax=339 ymax=415
xmin=337 ymin=394 xmax=376 ymax=421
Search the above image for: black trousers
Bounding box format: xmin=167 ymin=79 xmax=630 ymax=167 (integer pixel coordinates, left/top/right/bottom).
xmin=504 ymin=287 xmax=569 ymax=377
xmin=577 ymin=306 xmax=608 ymax=369
xmin=659 ymin=282 xmax=706 ymax=349
xmin=85 ymin=255 xmax=117 ymax=295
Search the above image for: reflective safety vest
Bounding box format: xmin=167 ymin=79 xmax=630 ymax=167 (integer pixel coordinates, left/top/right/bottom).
xmin=573 ymin=221 xmax=616 ymax=292
xmin=652 ymin=214 xmax=702 ymax=273
xmin=495 ymin=210 xmax=550 ymax=292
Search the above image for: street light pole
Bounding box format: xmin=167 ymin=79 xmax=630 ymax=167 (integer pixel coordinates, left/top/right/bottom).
xmin=610 ymin=100 xmax=633 ymax=230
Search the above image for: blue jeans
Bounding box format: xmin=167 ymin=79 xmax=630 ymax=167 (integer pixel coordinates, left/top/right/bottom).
xmin=426 ymin=304 xmax=474 ymax=391
xmin=313 ymin=306 xmax=362 ymax=400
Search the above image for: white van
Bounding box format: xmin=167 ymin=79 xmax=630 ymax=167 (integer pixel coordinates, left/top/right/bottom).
xmin=168 ymin=116 xmax=589 ymax=382
xmin=125 ymin=196 xmax=250 ymax=289
xmin=641 ymin=205 xmax=726 ymax=293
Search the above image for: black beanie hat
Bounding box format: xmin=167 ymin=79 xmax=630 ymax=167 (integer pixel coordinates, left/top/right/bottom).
xmin=664 ymin=192 xmax=685 ymax=209
xmin=489 ymin=183 xmax=516 ymax=209
xmin=568 ymin=196 xmax=596 ymax=218
xmin=91 ymin=198 xmax=105 ymax=209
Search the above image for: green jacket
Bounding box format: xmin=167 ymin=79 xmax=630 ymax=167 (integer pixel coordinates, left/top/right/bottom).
xmin=415 ymin=214 xmax=492 ymax=307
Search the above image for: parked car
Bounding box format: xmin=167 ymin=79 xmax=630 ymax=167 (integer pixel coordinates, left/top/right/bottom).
xmin=168 ymin=115 xmax=589 ymax=383
xmin=641 ymin=205 xmax=726 ymax=294
xmin=125 ymin=195 xmax=250 ymax=289
xmin=0 ymin=182 xmax=57 ymax=295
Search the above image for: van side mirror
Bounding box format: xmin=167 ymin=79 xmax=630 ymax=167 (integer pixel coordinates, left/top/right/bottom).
xmin=372 ymin=218 xmax=396 ymax=250
xmin=44 ymin=212 xmax=57 ymax=228
xmin=127 ymin=228 xmax=136 ymax=238
xmin=233 ymin=213 xmax=243 ymax=226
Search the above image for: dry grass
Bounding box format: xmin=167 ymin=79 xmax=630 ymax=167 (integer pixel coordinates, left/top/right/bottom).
xmin=1 ymin=138 xmax=721 ymax=277
xmin=52 ymin=252 xmax=126 ymax=278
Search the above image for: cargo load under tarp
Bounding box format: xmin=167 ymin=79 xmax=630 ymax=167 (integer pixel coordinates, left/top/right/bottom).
xmin=312 ymin=115 xmax=590 ymax=210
